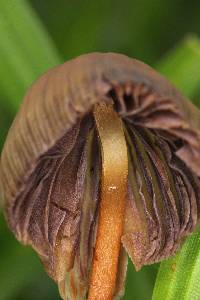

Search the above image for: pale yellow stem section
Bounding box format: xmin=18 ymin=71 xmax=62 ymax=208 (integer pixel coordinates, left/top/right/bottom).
xmin=88 ymin=102 xmax=128 ymax=300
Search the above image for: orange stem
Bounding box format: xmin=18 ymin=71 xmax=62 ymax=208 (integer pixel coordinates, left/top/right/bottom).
xmin=88 ymin=102 xmax=128 ymax=300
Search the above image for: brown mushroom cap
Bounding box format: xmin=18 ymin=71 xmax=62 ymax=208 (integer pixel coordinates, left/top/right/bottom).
xmin=1 ymin=52 xmax=200 ymax=212
xmin=2 ymin=53 xmax=200 ymax=300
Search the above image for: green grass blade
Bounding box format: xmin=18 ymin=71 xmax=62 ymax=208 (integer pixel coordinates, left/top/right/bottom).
xmin=153 ymin=35 xmax=200 ymax=300
xmin=153 ymin=232 xmax=200 ymax=300
xmin=0 ymin=1 xmax=62 ymax=299
xmin=0 ymin=0 xmax=61 ymax=112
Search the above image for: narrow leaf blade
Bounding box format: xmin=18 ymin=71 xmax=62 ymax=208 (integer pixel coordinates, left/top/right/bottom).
xmin=153 ymin=35 xmax=200 ymax=300
xmin=0 ymin=0 xmax=61 ymax=112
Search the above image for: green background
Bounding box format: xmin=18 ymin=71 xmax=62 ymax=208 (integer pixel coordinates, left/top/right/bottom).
xmin=1 ymin=1 xmax=200 ymax=300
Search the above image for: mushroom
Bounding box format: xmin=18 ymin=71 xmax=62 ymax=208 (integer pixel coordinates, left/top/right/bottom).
xmin=1 ymin=53 xmax=200 ymax=300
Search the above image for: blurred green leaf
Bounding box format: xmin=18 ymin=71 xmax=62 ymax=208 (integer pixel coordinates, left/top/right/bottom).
xmin=0 ymin=0 xmax=61 ymax=113
xmin=0 ymin=1 xmax=62 ymax=299
xmin=153 ymin=35 xmax=200 ymax=300
xmin=156 ymin=35 xmax=200 ymax=98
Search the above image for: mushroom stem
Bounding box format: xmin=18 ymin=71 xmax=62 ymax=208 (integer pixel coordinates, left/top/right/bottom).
xmin=88 ymin=102 xmax=128 ymax=300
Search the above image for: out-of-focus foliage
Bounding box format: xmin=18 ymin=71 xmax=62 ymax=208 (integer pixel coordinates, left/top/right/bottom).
xmin=1 ymin=1 xmax=200 ymax=300
xmin=157 ymin=35 xmax=200 ymax=98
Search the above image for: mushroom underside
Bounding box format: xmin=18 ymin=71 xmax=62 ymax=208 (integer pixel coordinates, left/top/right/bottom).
xmin=6 ymin=84 xmax=200 ymax=299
